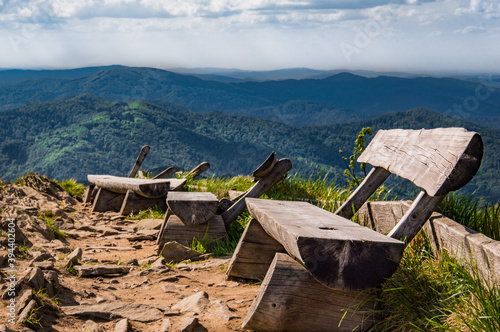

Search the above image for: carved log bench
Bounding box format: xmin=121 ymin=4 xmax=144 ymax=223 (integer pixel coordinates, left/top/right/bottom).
xmin=227 ymin=128 xmax=483 ymax=331
xmin=156 ymin=152 xmax=292 ymax=249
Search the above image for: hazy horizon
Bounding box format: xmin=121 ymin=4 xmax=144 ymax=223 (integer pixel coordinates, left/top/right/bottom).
xmin=0 ymin=0 xmax=499 ymax=73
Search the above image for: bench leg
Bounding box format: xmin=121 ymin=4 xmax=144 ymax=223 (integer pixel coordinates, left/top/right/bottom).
xmin=83 ymin=184 xmax=95 ymax=205
xmin=243 ymin=253 xmax=376 ymax=332
xmin=91 ymin=188 xmax=125 ymax=213
xmin=156 ymin=214 xmax=227 ymax=251
xmin=227 ymin=219 xmax=286 ymax=281
xmin=119 ymin=190 xmax=167 ymax=216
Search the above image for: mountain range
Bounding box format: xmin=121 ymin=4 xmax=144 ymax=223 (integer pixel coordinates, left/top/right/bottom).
xmin=1 ymin=66 xmax=499 ymax=128
xmin=0 ymin=94 xmax=498 ymax=201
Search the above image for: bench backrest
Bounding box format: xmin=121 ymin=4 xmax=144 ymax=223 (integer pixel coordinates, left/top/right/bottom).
xmin=336 ymin=127 xmax=483 ymax=243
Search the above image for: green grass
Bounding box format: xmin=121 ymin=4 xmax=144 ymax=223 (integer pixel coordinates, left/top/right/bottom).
xmin=437 ymin=192 xmax=500 ymax=241
xmin=190 ymin=175 xmax=254 ymax=199
xmin=125 ymin=206 xmax=166 ymax=220
xmin=39 ymin=211 xmax=66 ymax=240
xmin=57 ymin=178 xmax=85 ymax=196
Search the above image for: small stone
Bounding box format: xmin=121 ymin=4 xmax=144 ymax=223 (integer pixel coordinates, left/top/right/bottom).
xmin=16 ymin=290 xmax=33 ymax=315
xmin=17 ymin=299 xmax=37 ymax=324
xmin=33 ymin=261 xmax=54 ymax=270
xmin=133 ymin=218 xmax=163 ymax=232
xmin=96 ymin=297 xmax=106 ymax=304
xmin=159 ymin=241 xmax=203 ymax=264
xmin=125 ymin=258 xmax=139 ymax=266
xmin=64 ymin=247 xmax=83 ymax=269
xmin=27 ymin=267 xmax=46 ymax=291
xmin=114 ymin=318 xmax=131 ymax=332
xmin=180 ymin=317 xmax=200 ymax=332
xmin=160 ymin=318 xmax=172 ymax=332
xmin=82 ymin=320 xmax=104 ymax=332
xmin=172 ymin=291 xmax=209 ymax=314
xmin=151 ymin=257 xmax=166 ymax=269
xmin=208 ymin=300 xmax=240 ymax=322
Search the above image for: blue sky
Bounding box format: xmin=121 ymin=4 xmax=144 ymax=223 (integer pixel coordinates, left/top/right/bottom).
xmin=0 ymin=0 xmax=498 ymax=73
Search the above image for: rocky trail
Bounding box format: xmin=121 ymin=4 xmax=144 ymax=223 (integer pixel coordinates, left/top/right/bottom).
xmin=0 ymin=174 xmax=258 ymax=332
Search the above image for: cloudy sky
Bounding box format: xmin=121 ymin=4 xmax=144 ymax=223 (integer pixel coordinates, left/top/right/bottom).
xmin=0 ymin=0 xmax=498 ymax=73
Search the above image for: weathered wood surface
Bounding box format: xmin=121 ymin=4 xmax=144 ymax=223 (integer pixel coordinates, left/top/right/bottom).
xmin=388 ymin=191 xmax=445 ymax=244
xmin=128 ymin=145 xmax=150 ymax=178
xmin=91 ymin=188 xmax=125 ymax=213
xmin=336 ymin=167 xmax=391 ymax=219
xmin=253 ymin=152 xmax=277 ymax=179
xmin=184 ymin=162 xmax=210 ymax=179
xmin=358 ymin=128 xmax=483 ymax=196
xmin=358 ymin=201 xmax=411 ymax=235
xmin=87 ymin=175 xmax=170 ymax=198
xmin=156 ymin=209 xmax=172 ymax=245
xmin=83 ymin=184 xmax=95 ymax=204
xmin=153 ymin=166 xmax=177 ymax=179
xmin=119 ymin=190 xmax=167 ymax=216
xmin=243 ymin=253 xmax=376 ymax=332
xmin=424 ymin=213 xmax=500 ymax=286
xmin=228 ymin=190 xmax=245 ymax=201
xmin=222 ymin=158 xmax=292 ymax=230
xmin=166 ymin=192 xmax=219 ymax=225
xmin=165 ymin=178 xmax=186 ymax=191
xmin=227 ymin=219 xmax=286 ymax=280
xmin=246 ymin=198 xmax=405 ymax=290
xmin=157 ymin=214 xmax=227 ymax=249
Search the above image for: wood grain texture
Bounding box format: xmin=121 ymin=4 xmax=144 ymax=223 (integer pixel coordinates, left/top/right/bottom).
xmin=157 ymin=214 xmax=227 ymax=249
xmin=165 ymin=178 xmax=186 ymax=191
xmin=226 ymin=219 xmax=286 ymax=280
xmin=358 ymin=201 xmax=411 ymax=235
xmin=128 ymin=145 xmax=150 ymax=178
xmin=185 ymin=162 xmax=210 ymax=179
xmin=83 ymin=184 xmax=95 ymax=204
xmin=243 ymin=253 xmax=376 ymax=332
xmin=358 ymin=128 xmax=483 ymax=196
xmin=153 ymin=166 xmax=177 ymax=179
xmin=335 ymin=167 xmax=391 ymax=219
xmin=87 ymin=175 xmax=170 ymax=198
xmin=166 ymin=192 xmax=219 ymax=225
xmin=91 ymin=188 xmax=125 ymax=212
xmin=388 ymin=191 xmax=445 ymax=244
xmin=253 ymin=151 xmax=277 ymax=179
xmin=222 ymin=158 xmax=292 ymax=230
xmin=246 ymin=198 xmax=405 ymax=290
xmin=119 ymin=190 xmax=167 ymax=216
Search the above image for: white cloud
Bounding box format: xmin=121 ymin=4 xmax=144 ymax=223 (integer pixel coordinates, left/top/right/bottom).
xmin=455 ymin=25 xmax=486 ymax=33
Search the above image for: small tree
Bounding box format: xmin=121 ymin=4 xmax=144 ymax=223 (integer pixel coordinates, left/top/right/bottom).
xmin=339 ymin=127 xmax=372 ymax=192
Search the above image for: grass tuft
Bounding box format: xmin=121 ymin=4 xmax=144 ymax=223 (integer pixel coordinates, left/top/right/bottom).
xmin=58 ymin=178 xmax=85 ymax=197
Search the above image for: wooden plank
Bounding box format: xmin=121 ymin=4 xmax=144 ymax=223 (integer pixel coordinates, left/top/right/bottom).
xmin=222 ymin=158 xmax=292 ymax=230
xmin=358 ymin=128 xmax=483 ymax=196
xmin=388 ymin=191 xmax=445 ymax=244
xmin=228 ymin=190 xmax=245 ymax=201
xmin=87 ymin=175 xmax=170 ymax=198
xmin=246 ymin=198 xmax=405 ymax=290
xmin=156 ymin=209 xmax=173 ymax=245
xmin=91 ymin=188 xmax=125 ymax=212
xmin=358 ymin=201 xmax=411 ymax=235
xmin=243 ymin=253 xmax=376 ymax=332
xmin=83 ymin=184 xmax=95 ymax=204
xmin=153 ymin=166 xmax=177 ymax=179
xmin=166 ymin=192 xmax=219 ymax=225
xmin=227 ymin=219 xmax=286 ymax=280
xmin=335 ymin=167 xmax=391 ymax=219
xmin=128 ymin=145 xmax=150 ymax=178
xmin=253 ymin=152 xmax=277 ymax=179
xmin=119 ymin=190 xmax=167 ymax=216
xmin=156 ymin=214 xmax=227 ymax=249
xmin=166 ymin=178 xmax=186 ymax=191
xmin=184 ymin=162 xmax=210 ymax=179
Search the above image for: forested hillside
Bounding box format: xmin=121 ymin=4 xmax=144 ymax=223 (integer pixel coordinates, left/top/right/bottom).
xmin=0 ymin=94 xmax=498 ymax=200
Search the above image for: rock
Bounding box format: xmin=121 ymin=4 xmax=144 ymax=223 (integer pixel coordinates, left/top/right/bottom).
xmin=151 ymin=257 xmax=165 ymax=269
xmin=160 ymin=318 xmax=172 ymax=332
xmin=0 ymin=251 xmax=6 ymax=267
xmin=159 ymin=241 xmax=203 ymax=264
xmin=62 ymin=302 xmax=164 ymax=322
xmin=96 ymin=297 xmax=106 ymax=304
xmin=64 ymin=247 xmax=83 ymax=268
xmin=16 ymin=290 xmax=33 ymax=315
xmin=32 ymin=261 xmax=54 ymax=270
xmin=190 ymin=253 xmax=214 ymax=262
xmin=27 ymin=267 xmax=46 ymax=291
xmin=180 ymin=317 xmax=202 ymax=332
xmin=161 ymin=284 xmax=189 ymax=293
xmin=158 ymin=275 xmax=189 ymax=282
xmin=31 ymin=253 xmax=55 ymax=263
xmin=126 ymin=258 xmax=139 ymax=266
xmin=44 ymin=270 xmax=60 ymax=298
xmin=133 ymin=219 xmax=163 ymax=232
xmin=114 ymin=318 xmax=132 ymax=332
xmin=172 ymin=291 xmax=209 ymax=314
xmin=0 ymin=324 xmax=13 ymax=332
xmin=82 ymin=320 xmax=104 ymax=332
xmin=208 ymin=300 xmax=240 ymax=322
xmin=17 ymin=299 xmax=37 ymax=324
xmin=124 ymin=234 xmax=154 ymax=241
xmin=74 ymin=265 xmax=131 ymax=277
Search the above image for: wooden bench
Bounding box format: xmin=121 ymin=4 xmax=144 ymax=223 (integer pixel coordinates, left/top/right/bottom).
xmin=227 ymin=127 xmax=483 ymax=331
xmin=156 ymin=152 xmax=292 ymax=249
